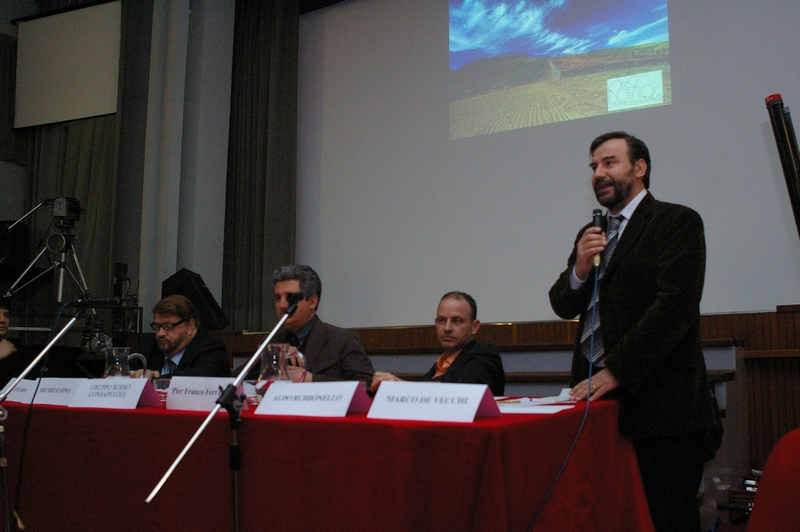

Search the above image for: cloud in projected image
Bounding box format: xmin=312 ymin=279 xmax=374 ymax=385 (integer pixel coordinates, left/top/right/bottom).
xmin=450 ymin=0 xmax=668 ymax=69
xmin=449 ymin=0 xmax=670 ymax=139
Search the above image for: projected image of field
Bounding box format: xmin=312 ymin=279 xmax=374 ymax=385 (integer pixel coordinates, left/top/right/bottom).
xmin=450 ymin=44 xmax=671 ymax=140
xmin=449 ymin=0 xmax=671 ymax=140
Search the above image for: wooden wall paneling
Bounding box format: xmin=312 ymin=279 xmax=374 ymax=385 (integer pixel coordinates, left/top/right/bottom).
xmin=746 ymin=358 xmax=766 ymax=468
xmin=782 ymin=312 xmax=793 ymax=349
xmin=741 ymin=352 xmax=800 ymax=469
xmin=768 ymin=313 xmax=779 ymax=350
xmin=751 ymin=314 xmax=764 ymax=350
xmin=788 ymin=310 xmax=800 ymax=349
xmin=765 ymin=358 xmax=781 ymax=468
xmin=783 ymin=357 xmax=800 ymax=434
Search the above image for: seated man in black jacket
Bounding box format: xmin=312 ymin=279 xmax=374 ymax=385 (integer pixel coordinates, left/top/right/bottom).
xmin=138 ymin=295 xmax=230 ymax=378
xmin=371 ymin=292 xmax=505 ymax=396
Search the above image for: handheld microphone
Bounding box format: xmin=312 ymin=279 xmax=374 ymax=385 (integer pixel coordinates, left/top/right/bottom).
xmin=592 ymin=209 xmax=603 ymax=267
xmin=69 ymin=297 xmax=124 ymax=308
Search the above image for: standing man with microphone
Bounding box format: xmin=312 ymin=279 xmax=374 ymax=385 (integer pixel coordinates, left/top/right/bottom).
xmin=549 ymin=131 xmax=716 ymax=531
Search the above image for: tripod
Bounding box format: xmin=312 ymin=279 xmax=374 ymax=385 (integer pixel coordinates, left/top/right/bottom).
xmin=3 ymin=198 xmax=91 ymax=303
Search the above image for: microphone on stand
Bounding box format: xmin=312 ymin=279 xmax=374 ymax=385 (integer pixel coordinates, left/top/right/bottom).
xmin=287 ymin=292 xmax=303 ymax=306
xmin=592 ymin=209 xmax=604 ymax=268
xmin=146 ymin=289 xmax=307 ymax=505
xmin=284 ymin=292 xmax=303 ymax=318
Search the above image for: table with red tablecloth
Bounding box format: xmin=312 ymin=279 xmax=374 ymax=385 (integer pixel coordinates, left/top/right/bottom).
xmin=0 ymin=399 xmax=653 ymax=531
xmin=746 ymin=427 xmax=800 ymax=532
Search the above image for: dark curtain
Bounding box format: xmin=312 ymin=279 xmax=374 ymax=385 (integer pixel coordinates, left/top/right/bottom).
xmin=223 ymin=0 xmax=299 ymax=331
xmin=28 ymin=115 xmax=118 ymax=302
xmin=0 ymin=35 xmax=30 ymax=164
xmin=18 ymin=0 xmax=118 ymax=306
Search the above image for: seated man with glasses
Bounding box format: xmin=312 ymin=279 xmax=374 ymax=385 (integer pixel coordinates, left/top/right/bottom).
xmin=137 ymin=294 xmax=230 ymax=378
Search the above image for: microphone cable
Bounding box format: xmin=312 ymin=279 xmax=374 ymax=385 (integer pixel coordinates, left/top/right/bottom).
xmin=527 ymin=265 xmax=599 ymax=531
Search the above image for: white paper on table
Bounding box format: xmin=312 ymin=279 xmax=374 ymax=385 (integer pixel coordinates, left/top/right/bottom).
xmin=495 ymin=388 xmax=576 ymax=414
xmin=497 ymin=404 xmax=575 ymax=415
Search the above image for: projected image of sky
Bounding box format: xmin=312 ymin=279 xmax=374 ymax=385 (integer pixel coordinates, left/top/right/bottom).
xmin=449 ymin=0 xmax=670 ymax=139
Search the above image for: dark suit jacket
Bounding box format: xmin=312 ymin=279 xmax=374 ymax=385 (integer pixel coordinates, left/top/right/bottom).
xmin=422 ymin=340 xmax=505 ymax=396
xmin=145 ymin=328 xmax=230 ymax=377
xmin=272 ymin=317 xmax=374 ymax=386
xmin=549 ymin=193 xmax=713 ymax=440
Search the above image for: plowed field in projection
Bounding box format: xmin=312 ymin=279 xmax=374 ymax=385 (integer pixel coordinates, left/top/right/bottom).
xmin=450 ymin=64 xmax=671 ymax=140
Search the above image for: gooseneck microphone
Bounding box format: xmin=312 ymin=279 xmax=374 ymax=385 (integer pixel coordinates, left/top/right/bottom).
xmin=592 ymin=209 xmax=604 ymax=267
xmin=285 ymin=292 xmax=304 ymax=317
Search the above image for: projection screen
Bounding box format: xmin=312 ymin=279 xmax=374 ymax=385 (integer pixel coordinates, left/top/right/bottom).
xmin=14 ymin=0 xmax=121 ymax=128
xmin=301 ymin=0 xmax=800 ymax=328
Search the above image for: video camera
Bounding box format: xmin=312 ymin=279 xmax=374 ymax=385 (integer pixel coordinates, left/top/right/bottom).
xmin=50 ymin=197 xmax=82 ymax=229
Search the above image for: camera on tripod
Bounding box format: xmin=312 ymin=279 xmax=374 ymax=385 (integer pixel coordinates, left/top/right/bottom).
xmin=3 ymin=196 xmax=90 ymax=303
xmin=51 ymin=197 xmax=82 ymax=229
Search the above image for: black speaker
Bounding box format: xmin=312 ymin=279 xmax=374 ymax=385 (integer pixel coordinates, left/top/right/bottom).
xmin=161 ymin=268 xmax=230 ymax=330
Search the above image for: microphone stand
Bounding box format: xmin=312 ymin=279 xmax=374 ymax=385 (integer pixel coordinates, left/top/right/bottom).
xmin=145 ymin=298 xmax=300 ymax=532
xmin=0 ymin=198 xmax=50 ymax=240
xmin=2 ymin=198 xmax=52 ymax=299
xmin=0 ymin=305 xmax=86 ymax=532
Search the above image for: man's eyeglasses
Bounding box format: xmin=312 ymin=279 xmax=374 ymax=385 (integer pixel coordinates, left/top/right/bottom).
xmin=150 ymin=319 xmax=186 ymax=332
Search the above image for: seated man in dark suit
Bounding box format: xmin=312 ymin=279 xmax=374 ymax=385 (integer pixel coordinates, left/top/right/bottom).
xmin=137 ymin=294 xmax=230 ymax=378
xmin=370 ymin=292 xmax=505 ymax=396
xmin=0 ymin=297 xmax=85 ymax=385
xmin=260 ymin=264 xmax=374 ymax=386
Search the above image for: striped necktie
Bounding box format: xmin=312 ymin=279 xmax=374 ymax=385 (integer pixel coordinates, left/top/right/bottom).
xmin=580 ymin=215 xmax=623 ymax=364
xmin=164 ymin=358 xmax=178 ymax=376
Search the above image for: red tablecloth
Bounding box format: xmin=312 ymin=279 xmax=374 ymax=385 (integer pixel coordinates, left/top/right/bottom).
xmin=746 ymin=427 xmax=800 ymax=532
xmin=1 ymin=399 xmax=653 ymax=531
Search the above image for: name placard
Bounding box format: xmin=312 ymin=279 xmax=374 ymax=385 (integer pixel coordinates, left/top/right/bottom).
xmin=33 ymin=378 xmax=85 ymax=406
xmin=167 ymin=377 xmax=237 ymax=411
xmin=255 ymin=381 xmax=371 ymax=417
xmin=2 ymin=378 xmax=38 ymax=404
xmin=367 ymin=381 xmax=500 ymax=423
xmin=69 ymin=378 xmax=161 ymax=409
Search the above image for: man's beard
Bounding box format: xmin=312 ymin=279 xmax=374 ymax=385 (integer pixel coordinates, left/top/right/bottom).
xmin=158 ymin=336 xmax=182 ymax=355
xmin=595 ymin=176 xmax=633 ymax=211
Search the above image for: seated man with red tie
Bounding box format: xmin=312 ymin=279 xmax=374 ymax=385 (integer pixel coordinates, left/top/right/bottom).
xmin=370 ymin=291 xmax=505 ymax=396
xmin=139 ymin=294 xmax=230 ymax=378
